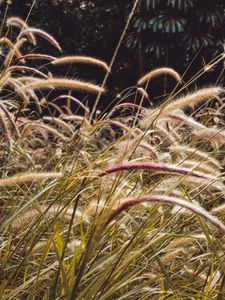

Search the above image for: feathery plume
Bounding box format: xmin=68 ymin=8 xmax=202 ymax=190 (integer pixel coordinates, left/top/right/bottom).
xmin=115 ymin=103 xmax=147 ymax=111
xmin=52 ymin=55 xmax=110 ymax=73
xmin=193 ymin=127 xmax=225 ymax=143
xmin=0 ymin=109 xmax=12 ymax=148
xmin=4 ymin=77 xmax=30 ymax=105
xmin=211 ymin=203 xmax=225 ymax=213
xmin=22 ymin=78 xmax=105 ymax=94
xmin=137 ymin=87 xmax=149 ymax=99
xmin=141 ymin=87 xmax=223 ymax=126
xmin=161 ymin=247 xmax=185 ymax=264
xmin=17 ymin=53 xmax=56 ymax=61
xmin=168 ymin=110 xmax=206 ymax=129
xmin=43 ymin=116 xmax=74 ymax=134
xmin=53 ymin=95 xmax=89 ymax=114
xmin=8 ymin=66 xmax=48 ymax=78
xmin=98 ymin=161 xmax=216 ymax=180
xmin=23 ymin=28 xmax=62 ymax=51
xmin=0 ymin=172 xmax=62 ymax=187
xmin=61 ymin=115 xmax=91 ymax=127
xmin=138 ymin=67 xmax=182 ymax=86
xmin=166 ymin=87 xmax=223 ymax=111
xmin=6 ymin=16 xmax=36 ymax=45
xmin=0 ymin=103 xmax=20 ymax=137
xmin=178 ymin=159 xmax=220 ymax=175
xmin=4 ymin=38 xmax=27 ymax=66
xmin=21 ymin=122 xmax=67 ymax=141
xmin=104 ymin=195 xmax=225 ymax=234
xmin=0 ymin=37 xmax=24 ymax=62
xmin=170 ymin=145 xmax=221 ymax=170
xmin=11 ymin=206 xmax=85 ymax=230
xmin=166 ymin=234 xmax=208 ymax=250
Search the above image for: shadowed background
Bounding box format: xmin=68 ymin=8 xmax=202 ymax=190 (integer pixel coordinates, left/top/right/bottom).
xmin=1 ymin=0 xmax=224 ymax=108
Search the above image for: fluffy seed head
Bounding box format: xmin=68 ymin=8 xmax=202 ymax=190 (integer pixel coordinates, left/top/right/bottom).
xmin=167 ymin=87 xmax=223 ymax=111
xmin=22 ymin=78 xmax=105 ymax=94
xmin=104 ymin=195 xmax=225 ymax=234
xmin=23 ymin=28 xmax=62 ymax=51
xmin=0 ymin=172 xmax=62 ymax=187
xmin=52 ymin=55 xmax=110 ymax=73
xmin=138 ymin=67 xmax=182 ymax=86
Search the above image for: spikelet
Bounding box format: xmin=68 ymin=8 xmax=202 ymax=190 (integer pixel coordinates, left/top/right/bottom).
xmin=0 ymin=172 xmax=62 ymax=187
xmin=6 ymin=16 xmax=36 ymax=45
xmin=8 ymin=66 xmax=48 ymax=78
xmin=166 ymin=87 xmax=223 ymax=111
xmin=0 ymin=103 xmax=20 ymax=137
xmin=23 ymin=28 xmax=62 ymax=51
xmin=43 ymin=116 xmax=74 ymax=134
xmin=193 ymin=127 xmax=225 ymax=143
xmin=178 ymin=159 xmax=220 ymax=176
xmin=18 ymin=53 xmax=56 ymax=61
xmin=52 ymin=55 xmax=110 ymax=73
xmin=141 ymin=87 xmax=223 ymax=127
xmin=161 ymin=247 xmax=185 ymax=264
xmin=22 ymin=78 xmax=105 ymax=94
xmin=21 ymin=122 xmax=67 ymax=141
xmin=0 ymin=108 xmax=12 ymax=148
xmin=0 ymin=37 xmax=24 ymax=63
xmin=170 ymin=145 xmax=221 ymax=170
xmin=138 ymin=67 xmax=182 ymax=85
xmin=61 ymin=115 xmax=91 ymax=127
xmin=103 ymin=195 xmax=225 ymax=234
xmin=4 ymin=38 xmax=27 ymax=66
xmin=166 ymin=234 xmax=208 ymax=250
xmin=98 ymin=161 xmax=215 ymax=180
xmin=11 ymin=206 xmax=86 ymax=231
xmin=168 ymin=110 xmax=206 ymax=129
xmin=211 ymin=203 xmax=225 ymax=213
xmin=137 ymin=87 xmax=149 ymax=99
xmin=53 ymin=95 xmax=89 ymax=114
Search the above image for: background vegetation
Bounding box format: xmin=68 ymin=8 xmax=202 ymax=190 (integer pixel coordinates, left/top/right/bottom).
xmin=0 ymin=1 xmax=225 ymax=299
xmin=1 ymin=0 xmax=224 ymax=99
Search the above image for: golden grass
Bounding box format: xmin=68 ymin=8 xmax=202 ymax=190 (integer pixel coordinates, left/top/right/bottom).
xmin=22 ymin=78 xmax=105 ymax=94
xmin=0 ymin=14 xmax=224 ymax=300
xmin=138 ymin=67 xmax=182 ymax=85
xmin=52 ymin=55 xmax=110 ymax=72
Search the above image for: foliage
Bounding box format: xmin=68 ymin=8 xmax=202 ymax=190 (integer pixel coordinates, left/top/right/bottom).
xmin=0 ymin=15 xmax=225 ymax=299
xmin=126 ymin=0 xmax=224 ymax=69
xmin=6 ymin=0 xmax=225 ymax=91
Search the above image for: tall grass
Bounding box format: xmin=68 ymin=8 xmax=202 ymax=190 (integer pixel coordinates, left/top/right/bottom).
xmin=0 ymin=12 xmax=224 ymax=300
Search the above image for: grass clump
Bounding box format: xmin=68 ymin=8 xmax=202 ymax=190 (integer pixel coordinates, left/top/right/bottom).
xmin=0 ymin=15 xmax=224 ymax=300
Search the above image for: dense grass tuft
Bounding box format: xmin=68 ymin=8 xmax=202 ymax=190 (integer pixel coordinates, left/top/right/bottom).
xmin=0 ymin=15 xmax=224 ymax=300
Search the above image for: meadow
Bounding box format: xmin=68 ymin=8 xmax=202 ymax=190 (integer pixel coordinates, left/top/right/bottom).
xmin=0 ymin=14 xmax=225 ymax=300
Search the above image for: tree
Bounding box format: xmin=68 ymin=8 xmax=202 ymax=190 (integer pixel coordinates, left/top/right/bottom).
xmin=4 ymin=0 xmax=225 ymax=96
xmin=126 ymin=0 xmax=225 ymax=78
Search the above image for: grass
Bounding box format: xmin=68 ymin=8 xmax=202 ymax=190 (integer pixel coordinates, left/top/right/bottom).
xmin=0 ymin=12 xmax=224 ymax=300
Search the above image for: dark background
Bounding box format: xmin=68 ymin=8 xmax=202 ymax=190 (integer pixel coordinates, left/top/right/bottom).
xmin=1 ymin=0 xmax=225 ymax=109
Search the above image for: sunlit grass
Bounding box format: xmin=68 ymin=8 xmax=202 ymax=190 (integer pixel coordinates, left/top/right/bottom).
xmin=0 ymin=11 xmax=224 ymax=300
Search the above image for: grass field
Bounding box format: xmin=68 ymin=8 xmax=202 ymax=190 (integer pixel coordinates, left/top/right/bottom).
xmin=0 ymin=15 xmax=225 ymax=300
